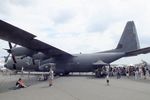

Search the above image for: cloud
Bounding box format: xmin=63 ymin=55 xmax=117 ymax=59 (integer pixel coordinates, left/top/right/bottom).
xmin=52 ymin=10 xmax=74 ymax=24
xmin=0 ymin=0 xmax=11 ymax=16
xmin=9 ymin=0 xmax=33 ymax=7
xmin=0 ymin=40 xmax=9 ymax=57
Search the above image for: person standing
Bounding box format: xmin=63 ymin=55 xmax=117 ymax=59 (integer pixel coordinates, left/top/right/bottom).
xmin=106 ymin=75 xmax=109 ymax=86
xmin=105 ymin=65 xmax=110 ymax=86
xmin=142 ymin=66 xmax=146 ymax=79
xmin=49 ymin=68 xmax=54 ymax=86
xmin=134 ymin=68 xmax=139 ymax=80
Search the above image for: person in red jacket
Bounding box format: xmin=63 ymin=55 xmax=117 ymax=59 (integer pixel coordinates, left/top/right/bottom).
xmin=16 ymin=78 xmax=27 ymax=88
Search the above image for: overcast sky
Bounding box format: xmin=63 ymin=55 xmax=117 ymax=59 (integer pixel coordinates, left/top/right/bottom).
xmin=0 ymin=0 xmax=150 ymax=64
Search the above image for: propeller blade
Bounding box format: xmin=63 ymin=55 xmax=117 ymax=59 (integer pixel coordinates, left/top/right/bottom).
xmin=3 ymin=48 xmax=11 ymax=53
xmin=4 ymin=54 xmax=11 ymax=63
xmin=8 ymin=42 xmax=12 ymax=49
xmin=12 ymin=55 xmax=17 ymax=63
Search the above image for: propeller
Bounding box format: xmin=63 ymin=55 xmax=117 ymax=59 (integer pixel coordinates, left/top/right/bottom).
xmin=4 ymin=42 xmax=17 ymax=70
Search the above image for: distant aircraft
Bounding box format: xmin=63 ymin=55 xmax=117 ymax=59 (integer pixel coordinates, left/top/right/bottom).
xmin=0 ymin=20 xmax=150 ymax=76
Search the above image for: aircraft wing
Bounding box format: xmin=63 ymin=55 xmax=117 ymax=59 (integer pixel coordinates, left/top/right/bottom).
xmin=125 ymin=47 xmax=150 ymax=57
xmin=0 ymin=20 xmax=73 ymax=57
xmin=93 ymin=60 xmax=108 ymax=66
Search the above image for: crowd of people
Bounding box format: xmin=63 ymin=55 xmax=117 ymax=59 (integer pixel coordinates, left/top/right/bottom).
xmin=110 ymin=65 xmax=149 ymax=79
xmin=95 ymin=65 xmax=150 ymax=80
xmin=95 ymin=64 xmax=150 ymax=86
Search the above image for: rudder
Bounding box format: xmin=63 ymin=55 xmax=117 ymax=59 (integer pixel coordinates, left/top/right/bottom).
xmin=115 ymin=21 xmax=140 ymax=52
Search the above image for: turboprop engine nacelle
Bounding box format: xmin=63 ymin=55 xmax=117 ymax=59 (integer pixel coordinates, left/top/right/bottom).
xmin=9 ymin=47 xmax=35 ymax=56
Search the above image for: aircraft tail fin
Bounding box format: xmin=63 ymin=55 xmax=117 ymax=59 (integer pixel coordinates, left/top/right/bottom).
xmin=115 ymin=21 xmax=140 ymax=52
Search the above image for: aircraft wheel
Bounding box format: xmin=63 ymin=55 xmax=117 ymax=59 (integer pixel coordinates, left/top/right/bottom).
xmin=59 ymin=72 xmax=70 ymax=76
xmin=63 ymin=72 xmax=70 ymax=76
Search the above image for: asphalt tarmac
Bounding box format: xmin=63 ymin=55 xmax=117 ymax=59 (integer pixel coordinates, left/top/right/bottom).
xmin=0 ymin=73 xmax=150 ymax=100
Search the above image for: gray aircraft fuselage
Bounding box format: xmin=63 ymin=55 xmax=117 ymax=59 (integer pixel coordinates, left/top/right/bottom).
xmin=52 ymin=52 xmax=124 ymax=73
xmin=5 ymin=51 xmax=125 ymax=74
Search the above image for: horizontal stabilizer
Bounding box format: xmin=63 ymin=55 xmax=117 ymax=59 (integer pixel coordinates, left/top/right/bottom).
xmin=125 ymin=47 xmax=150 ymax=57
xmin=93 ymin=60 xmax=108 ymax=66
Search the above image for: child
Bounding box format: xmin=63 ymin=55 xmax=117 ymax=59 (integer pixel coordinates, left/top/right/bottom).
xmin=106 ymin=75 xmax=109 ymax=86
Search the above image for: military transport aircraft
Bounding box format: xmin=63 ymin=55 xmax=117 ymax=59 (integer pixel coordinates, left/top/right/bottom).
xmin=0 ymin=20 xmax=150 ymax=76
